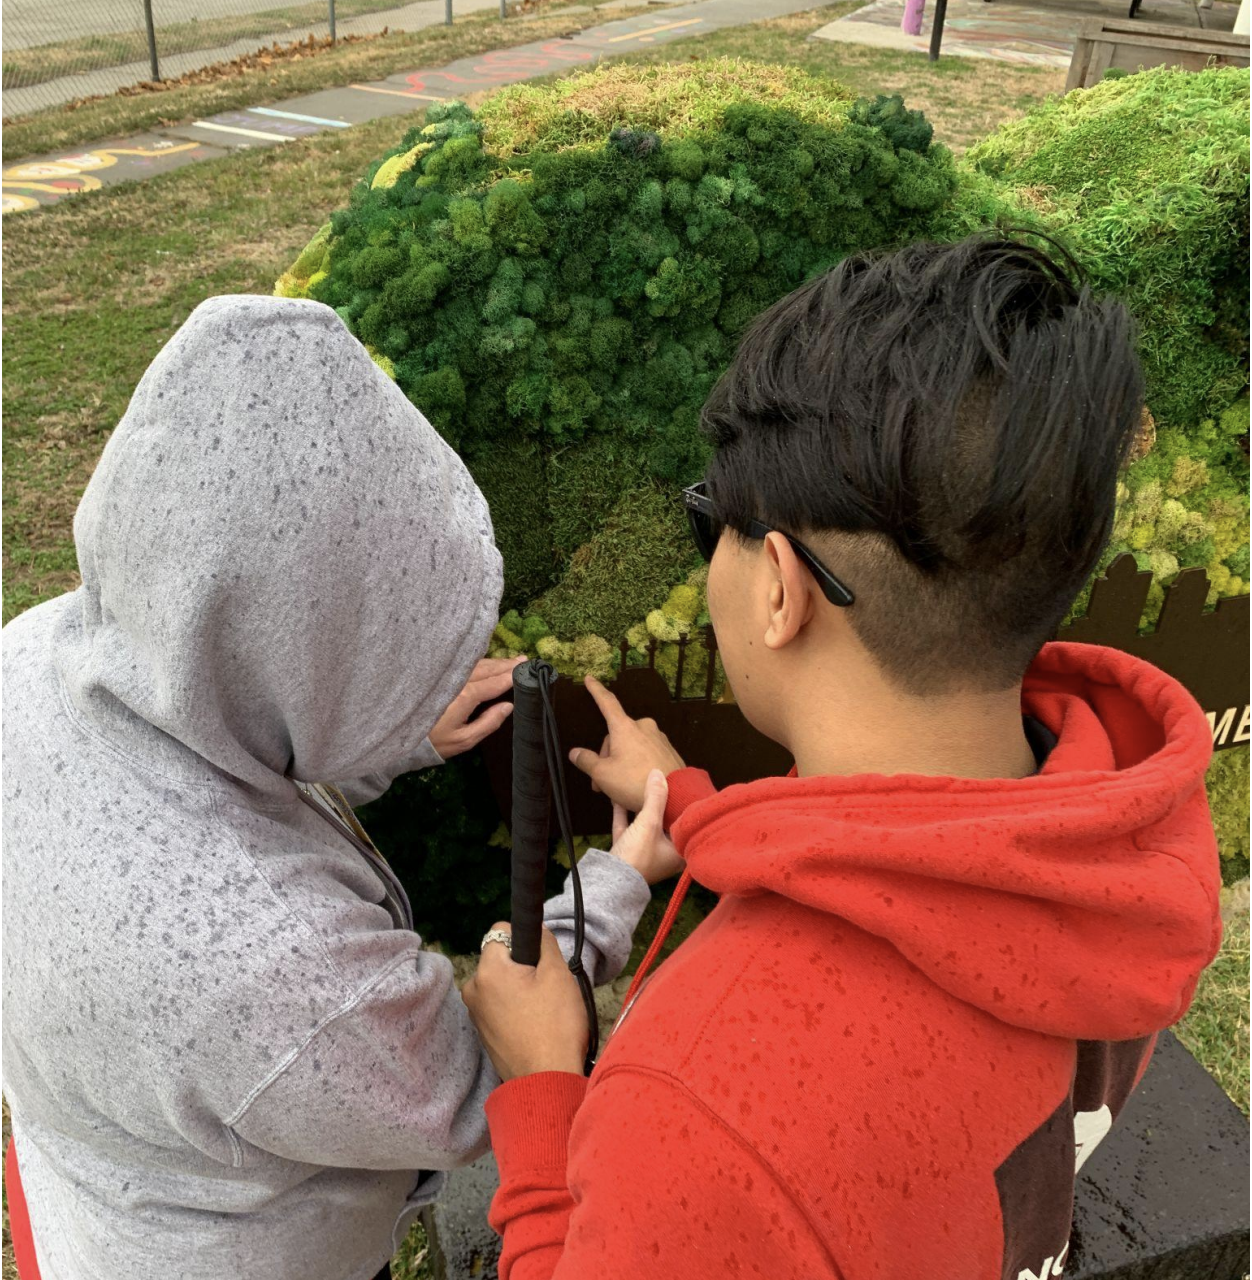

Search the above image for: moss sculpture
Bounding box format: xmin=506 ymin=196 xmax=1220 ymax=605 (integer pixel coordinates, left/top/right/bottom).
xmin=284 ymin=63 xmax=1249 ymax=931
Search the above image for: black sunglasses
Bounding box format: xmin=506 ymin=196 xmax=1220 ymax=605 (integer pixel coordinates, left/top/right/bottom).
xmin=682 ymin=482 xmax=855 ymax=608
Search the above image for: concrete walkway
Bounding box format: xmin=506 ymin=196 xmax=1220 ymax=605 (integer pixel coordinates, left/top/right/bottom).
xmin=2 ymin=0 xmax=817 ymax=215
xmin=4 ymin=0 xmax=512 ymax=119
xmin=811 ymin=0 xmax=1235 ymax=65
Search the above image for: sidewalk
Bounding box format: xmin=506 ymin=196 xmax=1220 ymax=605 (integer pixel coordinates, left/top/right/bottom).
xmin=811 ymin=0 xmax=1232 ymax=64
xmin=1 ymin=0 xmax=819 ymax=216
xmin=3 ymin=0 xmax=519 ymax=119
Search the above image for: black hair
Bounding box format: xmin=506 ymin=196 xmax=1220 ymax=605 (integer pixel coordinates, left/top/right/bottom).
xmin=701 ymin=235 xmax=1144 ymax=693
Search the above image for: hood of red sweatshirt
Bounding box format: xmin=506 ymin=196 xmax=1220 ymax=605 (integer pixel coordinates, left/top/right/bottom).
xmin=672 ymin=642 xmax=1222 ymax=1043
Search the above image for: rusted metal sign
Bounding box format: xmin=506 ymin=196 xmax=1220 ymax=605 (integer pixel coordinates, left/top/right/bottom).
xmin=480 ymin=556 xmax=1249 ymax=836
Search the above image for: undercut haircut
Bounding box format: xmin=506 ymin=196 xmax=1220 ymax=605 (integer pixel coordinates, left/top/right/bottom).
xmin=701 ymin=235 xmax=1145 ymax=694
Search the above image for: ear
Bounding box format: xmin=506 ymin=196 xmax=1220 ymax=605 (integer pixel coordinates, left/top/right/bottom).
xmin=762 ymin=533 xmax=817 ymax=651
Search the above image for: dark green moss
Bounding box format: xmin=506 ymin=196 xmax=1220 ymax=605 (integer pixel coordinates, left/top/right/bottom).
xmin=465 ymin=440 xmax=554 ymax=609
xmin=534 ymin=481 xmax=699 ymax=641
xmin=287 ymin=74 xmax=958 ymax=633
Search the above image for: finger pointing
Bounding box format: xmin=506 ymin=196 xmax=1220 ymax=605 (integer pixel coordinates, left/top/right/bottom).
xmin=584 ymin=675 xmax=630 ymax=728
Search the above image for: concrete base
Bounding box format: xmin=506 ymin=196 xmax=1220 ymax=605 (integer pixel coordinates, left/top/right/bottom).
xmin=424 ymin=1032 xmax=1249 ymax=1280
xmin=421 ymin=1151 xmax=504 ymax=1280
xmin=810 ymin=0 xmax=1235 ymax=65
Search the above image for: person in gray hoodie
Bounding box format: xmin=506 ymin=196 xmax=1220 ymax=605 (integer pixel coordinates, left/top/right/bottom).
xmin=2 ymin=295 xmax=653 ymax=1280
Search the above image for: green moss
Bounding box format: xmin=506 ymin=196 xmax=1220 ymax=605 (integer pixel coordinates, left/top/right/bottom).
xmin=1208 ymin=749 xmax=1250 ymax=885
xmin=967 ymin=65 xmax=1249 ymax=434
xmin=475 ymin=59 xmax=858 ymax=154
xmin=533 ymin=481 xmax=698 ymax=641
xmin=279 ymin=64 xmax=959 ymax=639
xmin=546 ymin=435 xmax=651 ymax=561
xmin=465 ymin=440 xmax=553 ymax=608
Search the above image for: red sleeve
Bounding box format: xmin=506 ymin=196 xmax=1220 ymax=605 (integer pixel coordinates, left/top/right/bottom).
xmin=486 ymin=1066 xmax=838 ymax=1280
xmin=485 ymin=1072 xmax=589 ymax=1279
xmin=663 ymin=767 xmax=716 ymax=832
xmin=6 ymin=1140 xmax=42 ymax=1280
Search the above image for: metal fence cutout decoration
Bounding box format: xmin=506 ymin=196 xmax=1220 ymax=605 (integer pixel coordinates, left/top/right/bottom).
xmin=480 ymin=555 xmax=1250 ymax=838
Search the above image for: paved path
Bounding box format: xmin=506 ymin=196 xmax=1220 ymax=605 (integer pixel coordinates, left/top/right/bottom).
xmin=4 ymin=0 xmax=511 ymax=118
xmin=811 ymin=0 xmax=1233 ymax=64
xmin=2 ymin=0 xmax=818 ymax=214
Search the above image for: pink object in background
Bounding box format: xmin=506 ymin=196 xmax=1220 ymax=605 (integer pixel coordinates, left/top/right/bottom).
xmin=902 ymin=0 xmax=926 ymax=34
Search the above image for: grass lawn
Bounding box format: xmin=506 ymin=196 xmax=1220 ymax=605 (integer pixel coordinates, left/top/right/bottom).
xmin=1176 ymin=910 xmax=1251 ymax=1116
xmin=1 ymin=1 xmax=651 ymax=162
xmin=0 ymin=4 xmax=1246 ymax=1273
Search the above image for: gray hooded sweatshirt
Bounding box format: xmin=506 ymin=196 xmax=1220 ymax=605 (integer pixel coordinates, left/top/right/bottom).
xmin=2 ymin=295 xmax=650 ymax=1280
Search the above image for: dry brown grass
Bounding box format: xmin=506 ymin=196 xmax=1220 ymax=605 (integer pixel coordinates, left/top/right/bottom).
xmin=618 ymin=6 xmax=1069 ymax=151
xmin=478 ymin=56 xmax=857 ymax=151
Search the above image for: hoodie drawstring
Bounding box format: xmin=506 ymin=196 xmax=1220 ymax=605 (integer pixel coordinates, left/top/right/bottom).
xmin=615 ymin=868 xmax=694 ymax=1033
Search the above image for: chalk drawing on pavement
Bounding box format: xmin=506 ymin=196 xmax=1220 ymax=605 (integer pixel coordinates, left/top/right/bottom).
xmin=3 ymin=141 xmax=202 ymax=213
xmin=603 ymin=17 xmax=704 ymax=42
xmin=401 ymin=40 xmax=596 ymax=97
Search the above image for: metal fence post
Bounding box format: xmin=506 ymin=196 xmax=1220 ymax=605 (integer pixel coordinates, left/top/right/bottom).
xmin=143 ymin=0 xmax=160 ymax=81
xmin=500 ymin=0 xmax=507 ymax=17
xmin=446 ymin=0 xmax=453 ymax=24
xmin=329 ymin=0 xmax=337 ymax=41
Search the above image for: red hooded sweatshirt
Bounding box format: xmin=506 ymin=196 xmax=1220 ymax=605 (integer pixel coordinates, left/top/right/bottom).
xmin=484 ymin=643 xmax=1223 ymax=1280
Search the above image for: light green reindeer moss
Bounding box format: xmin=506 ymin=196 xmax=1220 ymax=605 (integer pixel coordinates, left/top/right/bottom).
xmin=1207 ymin=749 xmax=1250 ymax=884
xmin=967 ymin=65 xmax=1249 ymax=435
xmin=966 ymin=67 xmax=1250 ymax=626
xmin=474 ymin=59 xmax=858 ymax=153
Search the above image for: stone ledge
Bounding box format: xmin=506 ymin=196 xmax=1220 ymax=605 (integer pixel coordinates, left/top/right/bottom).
xmin=423 ymin=1031 xmax=1250 ymax=1280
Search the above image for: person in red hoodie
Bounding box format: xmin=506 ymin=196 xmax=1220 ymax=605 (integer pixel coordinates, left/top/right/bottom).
xmin=460 ymin=235 xmax=1224 ymax=1280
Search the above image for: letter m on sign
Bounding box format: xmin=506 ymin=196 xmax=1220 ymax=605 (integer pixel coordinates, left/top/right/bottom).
xmin=1206 ymin=705 xmax=1250 ymax=747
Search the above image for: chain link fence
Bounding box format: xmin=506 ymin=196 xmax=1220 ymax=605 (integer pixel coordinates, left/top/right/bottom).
xmin=2 ymin=0 xmax=499 ymax=117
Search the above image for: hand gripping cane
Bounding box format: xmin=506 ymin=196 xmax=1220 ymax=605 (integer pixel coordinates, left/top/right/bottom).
xmin=508 ymin=659 xmax=599 ymax=1074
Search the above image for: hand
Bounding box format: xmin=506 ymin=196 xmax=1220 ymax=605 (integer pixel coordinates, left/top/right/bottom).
xmin=568 ymin=676 xmax=686 ymax=813
xmin=610 ymin=769 xmax=685 ymax=885
xmin=429 ymin=656 xmax=525 ymax=760
xmin=462 ymin=925 xmax=588 ymax=1082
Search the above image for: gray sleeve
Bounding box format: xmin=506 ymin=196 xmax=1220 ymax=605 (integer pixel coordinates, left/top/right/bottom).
xmin=544 ymin=849 xmax=651 ymax=987
xmin=229 ymin=947 xmax=496 ymax=1171
xmin=334 ymin=738 xmax=444 ymax=808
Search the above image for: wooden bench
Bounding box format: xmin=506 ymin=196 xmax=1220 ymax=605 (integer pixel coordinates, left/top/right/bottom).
xmin=1065 ymin=16 xmax=1249 ymax=86
xmin=928 ymin=0 xmax=1247 ymax=63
